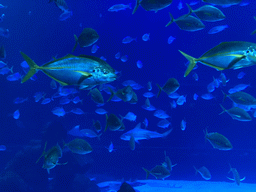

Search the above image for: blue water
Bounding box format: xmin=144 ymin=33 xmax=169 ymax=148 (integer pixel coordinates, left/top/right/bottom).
xmin=1 ymin=0 xmax=256 ymax=191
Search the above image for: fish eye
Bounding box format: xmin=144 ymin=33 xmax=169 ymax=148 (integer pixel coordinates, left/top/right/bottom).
xmin=246 ymin=50 xmax=250 ymax=54
xmin=103 ymin=70 xmax=108 ymax=74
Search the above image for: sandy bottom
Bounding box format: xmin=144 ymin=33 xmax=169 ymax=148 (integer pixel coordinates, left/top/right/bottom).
xmin=97 ymin=180 xmax=256 ymax=192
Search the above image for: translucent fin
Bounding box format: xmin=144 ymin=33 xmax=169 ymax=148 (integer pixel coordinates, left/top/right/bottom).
xmin=72 ymin=34 xmax=78 ymax=52
xmin=20 ymin=52 xmax=39 ymax=83
xmin=179 ymin=50 xmax=197 ymax=77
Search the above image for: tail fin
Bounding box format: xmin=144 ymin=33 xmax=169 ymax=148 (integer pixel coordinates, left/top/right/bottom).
xmin=36 ymin=141 xmax=47 ymax=164
xmin=221 ymin=90 xmax=227 ymax=102
xmin=107 ymin=87 xmax=115 ymax=102
xmin=20 ymin=52 xmax=39 ymax=83
xmin=165 ymin=13 xmax=174 ymax=27
xmin=156 ymin=83 xmax=162 ymax=98
xmin=179 ymin=50 xmax=197 ymax=77
xmin=142 ymin=167 xmax=150 ymax=180
xmin=186 ymin=3 xmax=193 ymax=15
xmin=132 ymin=0 xmax=140 ymax=14
xmin=72 ymin=34 xmax=78 ymax=52
xmin=219 ymin=104 xmax=227 ymax=115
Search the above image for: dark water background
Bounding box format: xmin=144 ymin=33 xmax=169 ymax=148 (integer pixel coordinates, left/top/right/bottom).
xmin=0 ymin=0 xmax=256 ymax=185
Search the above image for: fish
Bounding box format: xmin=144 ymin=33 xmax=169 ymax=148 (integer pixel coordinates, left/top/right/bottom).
xmin=0 ymin=45 xmax=6 ymax=59
xmin=166 ymin=13 xmax=205 ymax=32
xmin=180 ymin=41 xmax=256 ymax=77
xmin=0 ymin=145 xmax=6 ymax=151
xmin=163 ymin=151 xmax=176 ymax=171
xmin=106 ymin=142 xmax=115 ymax=152
xmin=72 ymin=28 xmax=99 ymax=52
xmin=105 ymin=114 xmax=123 ymax=131
xmin=20 ymin=52 xmax=116 ymax=90
xmin=13 ymin=109 xmax=20 ymax=119
xmin=122 ymin=112 xmax=137 ymax=122
xmin=120 ymin=55 xmax=128 ymax=62
xmin=52 ymin=107 xmax=66 ymax=117
xmin=187 ymin=4 xmax=225 ymax=22
xmin=70 ymin=108 xmax=85 ymax=115
xmin=6 ymin=72 xmax=21 ymax=81
xmin=222 ymin=91 xmax=256 ymax=106
xmin=122 ymin=36 xmax=136 ymax=44
xmin=219 ymin=104 xmax=252 ymax=121
xmin=36 ymin=142 xmax=67 ymax=174
xmin=176 ymin=95 xmax=186 ymax=105
xmin=194 ymin=166 xmax=211 ymax=180
xmin=108 ymin=4 xmax=132 ymax=12
xmin=142 ymin=33 xmax=150 ymax=41
xmin=91 ymin=44 xmax=99 ymax=54
xmin=156 ymin=78 xmax=180 ymax=98
xmin=142 ymin=165 xmax=170 ymax=180
xmin=88 ymin=88 xmax=104 ymax=105
xmin=237 ymin=71 xmax=245 ymax=79
xmin=167 ymin=36 xmax=175 ymax=44
xmin=108 ymin=85 xmax=134 ymax=102
xmin=208 ymin=25 xmax=228 ymax=34
xmin=64 ymin=138 xmax=92 ymax=154
xmin=204 ymin=128 xmax=233 ymax=150
xmin=49 ymin=0 xmax=69 ymax=12
xmin=13 ymin=97 xmax=28 ymax=104
xmin=157 ymin=119 xmax=171 ymax=128
xmin=120 ymin=123 xmax=172 ymax=141
xmin=80 ymin=129 xmax=101 ymax=139
xmin=95 ymin=108 xmax=108 ymax=115
xmin=93 ymin=120 xmax=102 ymax=133
xmin=154 ymin=110 xmax=170 ymax=119
xmin=202 ymin=0 xmax=242 ymax=5
xmin=133 ymin=0 xmax=173 ymax=14
xmin=180 ymin=119 xmax=186 ymax=131
xmin=68 ymin=125 xmax=81 ymax=137
xmin=227 ymin=164 xmax=245 ymax=186
xmin=137 ymin=60 xmax=143 ymax=69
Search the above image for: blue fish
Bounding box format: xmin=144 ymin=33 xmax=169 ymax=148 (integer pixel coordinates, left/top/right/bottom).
xmin=6 ymin=72 xmax=21 ymax=81
xmin=13 ymin=109 xmax=20 ymax=119
xmin=52 ymin=107 xmax=66 ymax=117
xmin=208 ymin=25 xmax=228 ymax=34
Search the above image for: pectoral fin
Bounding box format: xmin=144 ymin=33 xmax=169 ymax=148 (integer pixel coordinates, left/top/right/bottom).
xmin=227 ymin=55 xmax=246 ymax=69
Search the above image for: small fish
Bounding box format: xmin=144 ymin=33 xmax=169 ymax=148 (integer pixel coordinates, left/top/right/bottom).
xmin=227 ymin=164 xmax=245 ymax=186
xmin=167 ymin=36 xmax=175 ymax=44
xmin=143 ymin=118 xmax=148 ymax=128
xmin=120 ymin=55 xmax=128 ymax=62
xmin=157 ymin=119 xmax=171 ymax=128
xmin=13 ymin=109 xmax=20 ymax=119
xmin=194 ymin=166 xmax=211 ymax=180
xmin=193 ymin=93 xmax=198 ymax=100
xmin=115 ymin=52 xmax=121 ymax=59
xmin=177 ymin=0 xmax=183 ymax=10
xmin=80 ymin=129 xmax=101 ymax=139
xmin=204 ymin=128 xmax=233 ymax=150
xmin=156 ymin=78 xmax=180 ymax=98
xmin=142 ymin=33 xmax=150 ymax=41
xmin=41 ymin=98 xmax=52 ymax=105
xmin=72 ymin=28 xmax=99 ymax=52
xmin=132 ymin=0 xmax=172 ymax=14
xmin=201 ymin=93 xmax=214 ymax=100
xmin=237 ymin=71 xmax=245 ymax=79
xmin=168 ymin=92 xmax=180 ymax=99
xmin=122 ymin=36 xmax=136 ymax=44
xmin=106 ymin=142 xmax=115 ymax=152
xmin=170 ymin=100 xmax=177 ymax=108
xmin=49 ymin=0 xmax=69 ymax=12
xmin=34 ymin=92 xmax=45 ymax=102
xmin=108 ymin=4 xmax=131 ymax=12
xmin=13 ymin=97 xmax=28 ymax=104
xmin=176 ymin=95 xmax=186 ymax=105
xmin=208 ymin=25 xmax=228 ymax=34
xmin=52 ymin=107 xmax=66 ymax=117
xmin=193 ymin=73 xmax=199 ymax=81
xmin=136 ymin=60 xmax=143 ymax=68
xmin=72 ymin=96 xmax=83 ymax=104
xmin=122 ymin=112 xmax=137 ymax=121
xmin=154 ymin=110 xmax=170 ymax=119
xmin=6 ymin=72 xmax=21 ymax=81
xmin=180 ymin=119 xmax=186 ymax=131
xmin=142 ymin=165 xmax=170 ymax=180
xmin=108 ymin=85 xmax=134 ymax=102
xmin=70 ymin=108 xmax=85 ymax=115
xmin=143 ymin=92 xmax=155 ymax=98
xmin=95 ymin=108 xmax=108 ymax=115
xmin=222 ymin=91 xmax=256 ymax=106
xmin=91 ymin=44 xmax=99 ymax=53
xmin=64 ymin=138 xmax=92 ymax=154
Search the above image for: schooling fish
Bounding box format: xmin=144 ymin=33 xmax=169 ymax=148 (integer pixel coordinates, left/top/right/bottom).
xmin=202 ymin=0 xmax=242 ymax=5
xmin=180 ymin=41 xmax=256 ymax=77
xmin=20 ymin=52 xmax=116 ymax=90
xmin=133 ymin=0 xmax=172 ymax=14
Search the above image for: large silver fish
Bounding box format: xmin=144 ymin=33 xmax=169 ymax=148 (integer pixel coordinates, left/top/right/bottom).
xmin=20 ymin=52 xmax=116 ymax=90
xmin=120 ymin=123 xmax=172 ymax=141
xmin=202 ymin=0 xmax=241 ymax=5
xmin=180 ymin=41 xmax=256 ymax=77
